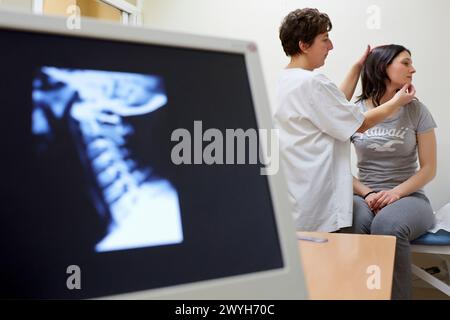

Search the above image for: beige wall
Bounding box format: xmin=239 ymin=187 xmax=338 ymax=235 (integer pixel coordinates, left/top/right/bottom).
xmin=141 ymin=0 xmax=450 ymax=212
xmin=43 ymin=0 xmax=75 ymax=16
xmin=0 ymin=0 xmax=131 ymax=22
xmin=42 ymin=0 xmax=121 ymax=21
xmin=77 ymin=0 xmax=122 ymax=21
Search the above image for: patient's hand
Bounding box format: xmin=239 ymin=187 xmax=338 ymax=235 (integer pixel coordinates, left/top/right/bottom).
xmin=369 ymin=189 xmax=401 ymax=213
xmin=364 ymin=192 xmax=379 ymax=209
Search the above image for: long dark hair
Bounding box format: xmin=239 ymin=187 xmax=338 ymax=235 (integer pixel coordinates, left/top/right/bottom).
xmin=356 ymin=44 xmax=411 ymax=107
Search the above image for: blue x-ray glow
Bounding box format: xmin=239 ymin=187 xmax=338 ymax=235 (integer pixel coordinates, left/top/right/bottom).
xmin=32 ymin=67 xmax=183 ymax=253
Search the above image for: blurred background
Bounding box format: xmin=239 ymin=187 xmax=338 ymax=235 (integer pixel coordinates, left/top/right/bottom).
xmin=1 ymin=0 xmax=449 ymax=299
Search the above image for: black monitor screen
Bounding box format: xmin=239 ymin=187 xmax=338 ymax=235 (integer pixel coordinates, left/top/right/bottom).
xmin=0 ymin=29 xmax=282 ymax=299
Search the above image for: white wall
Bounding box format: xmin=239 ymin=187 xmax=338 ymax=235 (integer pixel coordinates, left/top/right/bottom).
xmin=142 ymin=0 xmax=450 ymax=211
xmin=0 ymin=0 xmax=32 ymax=12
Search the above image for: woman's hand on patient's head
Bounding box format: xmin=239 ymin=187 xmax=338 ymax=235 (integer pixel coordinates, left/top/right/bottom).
xmin=356 ymin=45 xmax=371 ymax=67
xmin=392 ymin=83 xmax=416 ymax=107
xmin=369 ymin=189 xmax=401 ymax=213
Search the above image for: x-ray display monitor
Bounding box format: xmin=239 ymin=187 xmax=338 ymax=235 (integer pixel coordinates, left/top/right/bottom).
xmin=0 ymin=11 xmax=306 ymax=299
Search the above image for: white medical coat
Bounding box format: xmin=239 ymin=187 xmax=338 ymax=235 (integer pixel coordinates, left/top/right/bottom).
xmin=274 ymin=69 xmax=364 ymax=232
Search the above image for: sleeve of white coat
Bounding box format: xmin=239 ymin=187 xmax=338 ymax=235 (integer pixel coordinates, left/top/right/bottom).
xmin=305 ymin=74 xmax=364 ymax=142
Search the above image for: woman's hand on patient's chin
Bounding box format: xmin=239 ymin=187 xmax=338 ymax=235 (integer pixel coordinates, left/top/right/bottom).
xmin=393 ymin=83 xmax=416 ymax=106
xmin=370 ymin=189 xmax=401 ymax=212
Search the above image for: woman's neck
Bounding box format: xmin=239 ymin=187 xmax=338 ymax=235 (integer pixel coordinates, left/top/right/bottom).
xmin=379 ymin=85 xmax=398 ymax=105
xmin=366 ymin=85 xmax=398 ymax=107
xmin=286 ymin=55 xmax=315 ymax=71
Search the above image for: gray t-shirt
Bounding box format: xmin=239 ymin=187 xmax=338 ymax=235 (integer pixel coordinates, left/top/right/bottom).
xmin=351 ymin=99 xmax=437 ymax=195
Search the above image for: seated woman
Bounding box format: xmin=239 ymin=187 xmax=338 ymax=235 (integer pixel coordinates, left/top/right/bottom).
xmin=350 ymin=45 xmax=437 ymax=300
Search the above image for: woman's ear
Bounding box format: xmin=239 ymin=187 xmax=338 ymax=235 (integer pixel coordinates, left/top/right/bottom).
xmin=298 ymin=41 xmax=310 ymax=54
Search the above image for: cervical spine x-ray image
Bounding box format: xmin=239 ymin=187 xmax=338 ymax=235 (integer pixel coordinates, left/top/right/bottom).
xmin=32 ymin=67 xmax=183 ymax=253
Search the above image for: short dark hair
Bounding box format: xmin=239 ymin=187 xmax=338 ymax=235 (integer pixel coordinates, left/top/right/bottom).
xmin=356 ymin=45 xmax=411 ymax=107
xmin=279 ymin=8 xmax=332 ymax=57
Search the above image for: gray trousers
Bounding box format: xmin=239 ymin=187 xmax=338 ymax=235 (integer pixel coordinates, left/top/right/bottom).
xmin=346 ymin=193 xmax=435 ymax=300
